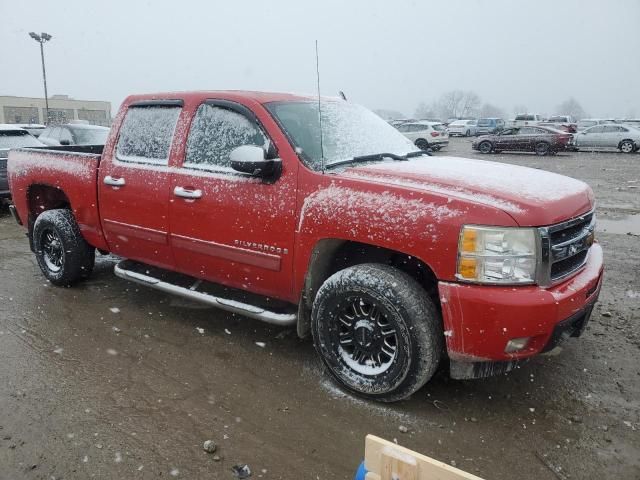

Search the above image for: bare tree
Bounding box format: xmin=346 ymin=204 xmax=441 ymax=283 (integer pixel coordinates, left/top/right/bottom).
xmin=555 ymin=98 xmax=586 ymax=119
xmin=479 ymin=103 xmax=506 ymax=118
xmin=434 ymin=90 xmax=481 ymax=119
xmin=414 ymin=101 xmax=438 ymax=120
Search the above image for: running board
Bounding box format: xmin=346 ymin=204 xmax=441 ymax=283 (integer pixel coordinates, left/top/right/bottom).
xmin=114 ymin=261 xmax=297 ymax=326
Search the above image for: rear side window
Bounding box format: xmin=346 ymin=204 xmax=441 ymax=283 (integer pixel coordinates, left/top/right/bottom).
xmin=185 ymin=104 xmax=267 ymax=170
xmin=116 ymin=106 xmax=181 ymax=165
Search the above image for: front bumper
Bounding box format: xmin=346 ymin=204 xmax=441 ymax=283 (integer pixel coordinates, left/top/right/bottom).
xmin=439 ymin=243 xmax=603 ymax=376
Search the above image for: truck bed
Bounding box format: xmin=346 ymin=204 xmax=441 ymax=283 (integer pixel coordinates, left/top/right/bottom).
xmin=7 ymin=145 xmax=108 ymax=251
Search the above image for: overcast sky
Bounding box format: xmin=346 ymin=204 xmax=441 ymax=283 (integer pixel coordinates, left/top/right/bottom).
xmin=1 ymin=0 xmax=639 ymax=119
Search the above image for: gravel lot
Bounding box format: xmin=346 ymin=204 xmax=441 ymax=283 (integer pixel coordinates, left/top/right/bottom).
xmin=0 ymin=138 xmax=638 ymax=479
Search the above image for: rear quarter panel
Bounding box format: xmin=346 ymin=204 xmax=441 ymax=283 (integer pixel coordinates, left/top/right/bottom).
xmin=8 ymin=148 xmax=108 ymax=250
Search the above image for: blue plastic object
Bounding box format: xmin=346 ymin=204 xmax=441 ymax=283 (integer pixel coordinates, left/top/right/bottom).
xmin=354 ymin=461 xmax=367 ymax=480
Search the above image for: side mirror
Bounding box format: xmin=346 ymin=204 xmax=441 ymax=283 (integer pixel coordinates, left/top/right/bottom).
xmin=230 ymin=145 xmax=281 ymax=179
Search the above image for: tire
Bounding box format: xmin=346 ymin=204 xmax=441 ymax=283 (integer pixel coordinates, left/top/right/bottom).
xmin=478 ymin=141 xmax=493 ymax=154
xmin=620 ymin=140 xmax=635 ymax=154
xmin=415 ymin=139 xmax=430 ymax=151
xmin=465 ymin=130 xmax=471 ymax=137
xmin=535 ymin=142 xmax=550 ymax=156
xmin=311 ymin=263 xmax=443 ymax=402
xmin=33 ymin=209 xmax=95 ymax=286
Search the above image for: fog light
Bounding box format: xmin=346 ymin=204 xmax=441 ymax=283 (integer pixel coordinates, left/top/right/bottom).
xmin=505 ymin=337 xmax=530 ymax=353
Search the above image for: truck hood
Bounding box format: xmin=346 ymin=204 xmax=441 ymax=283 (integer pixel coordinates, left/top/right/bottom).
xmin=340 ymin=156 xmax=593 ymax=226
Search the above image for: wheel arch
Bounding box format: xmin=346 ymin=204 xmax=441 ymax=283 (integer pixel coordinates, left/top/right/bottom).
xmin=26 ymin=184 xmax=72 ymax=251
xmin=297 ymin=238 xmax=439 ymax=337
xmin=618 ymin=138 xmax=636 ymax=150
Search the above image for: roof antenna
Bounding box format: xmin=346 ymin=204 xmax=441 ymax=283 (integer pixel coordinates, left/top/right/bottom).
xmin=338 ymin=91 xmax=347 ymax=101
xmin=315 ymin=40 xmax=326 ymax=174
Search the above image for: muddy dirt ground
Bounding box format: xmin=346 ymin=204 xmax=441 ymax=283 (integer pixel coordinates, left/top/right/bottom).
xmin=1 ymin=138 xmax=638 ymax=479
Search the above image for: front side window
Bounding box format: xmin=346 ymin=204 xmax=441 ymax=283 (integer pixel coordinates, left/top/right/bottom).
xmin=116 ymin=106 xmax=181 ymax=164
xmin=184 ymin=104 xmax=267 ymax=170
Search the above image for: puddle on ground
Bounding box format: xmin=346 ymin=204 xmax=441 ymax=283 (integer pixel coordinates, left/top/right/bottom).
xmin=597 ymin=214 xmax=640 ymax=235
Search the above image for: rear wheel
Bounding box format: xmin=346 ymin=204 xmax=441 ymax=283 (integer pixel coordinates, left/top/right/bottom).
xmin=535 ymin=142 xmax=550 ymax=156
xmin=311 ymin=264 xmax=443 ymax=402
xmin=620 ymin=140 xmax=635 ymax=153
xmin=415 ymin=139 xmax=429 ymax=151
xmin=478 ymin=141 xmax=493 ymax=154
xmin=33 ymin=209 xmax=95 ymax=286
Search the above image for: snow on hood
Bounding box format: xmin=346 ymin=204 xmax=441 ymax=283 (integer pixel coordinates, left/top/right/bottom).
xmin=340 ymin=156 xmax=593 ymax=226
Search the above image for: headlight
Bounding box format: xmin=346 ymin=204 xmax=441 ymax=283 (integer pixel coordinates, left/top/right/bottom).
xmin=456 ymin=226 xmax=538 ymax=284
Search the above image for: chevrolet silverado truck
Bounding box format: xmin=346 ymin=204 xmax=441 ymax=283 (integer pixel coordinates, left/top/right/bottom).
xmin=7 ymin=91 xmax=604 ymax=402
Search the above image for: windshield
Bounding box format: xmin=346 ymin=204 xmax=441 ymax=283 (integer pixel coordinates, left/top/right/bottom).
xmin=70 ymin=127 xmax=109 ymax=145
xmin=265 ymin=101 xmax=416 ymax=170
xmin=0 ymin=131 xmax=44 ymax=149
xmin=477 ymin=119 xmax=494 ymax=126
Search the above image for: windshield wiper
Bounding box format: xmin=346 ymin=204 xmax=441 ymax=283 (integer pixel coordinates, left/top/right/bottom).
xmin=325 ymin=150 xmax=430 ymax=170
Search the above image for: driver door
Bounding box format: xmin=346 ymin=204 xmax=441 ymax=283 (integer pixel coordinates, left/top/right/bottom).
xmin=168 ymin=100 xmax=297 ymax=300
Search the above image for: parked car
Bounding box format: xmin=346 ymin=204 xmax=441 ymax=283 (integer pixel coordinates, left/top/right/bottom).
xmin=447 ymin=119 xmax=477 ymax=137
xmin=618 ymin=119 xmax=640 ymax=129
xmin=510 ymin=113 xmax=544 ymax=127
xmin=13 ymin=123 xmax=46 ymax=137
xmin=475 ymin=117 xmax=505 ymax=135
xmin=576 ymin=118 xmax=615 ymax=132
xmin=38 ymin=124 xmax=110 ymax=146
xmin=0 ymin=125 xmax=45 ymax=198
xmin=544 ymin=116 xmax=577 ymax=133
xmin=573 ymin=124 xmax=640 ymax=153
xmin=8 ymin=90 xmax=603 ymax=402
xmin=395 ymin=121 xmax=449 ymax=150
xmin=472 ymin=125 xmax=573 ymax=155
xmin=539 ymin=122 xmax=572 ymax=133
xmin=547 ymin=115 xmax=576 ymax=124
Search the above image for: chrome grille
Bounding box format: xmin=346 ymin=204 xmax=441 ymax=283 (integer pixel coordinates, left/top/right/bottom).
xmin=537 ymin=211 xmax=595 ymax=286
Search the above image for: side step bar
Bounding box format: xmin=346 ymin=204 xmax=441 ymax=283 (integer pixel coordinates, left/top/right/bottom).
xmin=114 ymin=261 xmax=297 ymax=326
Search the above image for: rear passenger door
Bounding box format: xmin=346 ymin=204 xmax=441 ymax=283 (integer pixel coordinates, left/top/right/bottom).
xmin=98 ymin=100 xmax=182 ymax=269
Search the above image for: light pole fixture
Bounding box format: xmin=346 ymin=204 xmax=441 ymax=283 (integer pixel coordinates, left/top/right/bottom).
xmin=29 ymin=32 xmax=53 ymax=125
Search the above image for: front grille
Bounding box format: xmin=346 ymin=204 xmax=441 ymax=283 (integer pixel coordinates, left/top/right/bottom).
xmin=539 ymin=210 xmax=595 ymax=285
xmin=550 ymin=250 xmax=588 ymax=279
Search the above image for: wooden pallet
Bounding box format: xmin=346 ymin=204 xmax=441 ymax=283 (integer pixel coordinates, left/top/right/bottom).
xmin=364 ymin=435 xmax=485 ymax=480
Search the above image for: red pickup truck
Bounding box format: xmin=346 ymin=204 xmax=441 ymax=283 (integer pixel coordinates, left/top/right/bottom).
xmin=7 ymin=91 xmax=603 ymax=401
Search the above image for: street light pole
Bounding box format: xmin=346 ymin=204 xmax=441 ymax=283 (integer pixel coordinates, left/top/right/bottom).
xmin=29 ymin=32 xmax=53 ymax=125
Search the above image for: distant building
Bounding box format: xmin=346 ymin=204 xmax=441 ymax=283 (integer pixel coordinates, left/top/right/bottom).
xmin=0 ymin=94 xmax=112 ymax=126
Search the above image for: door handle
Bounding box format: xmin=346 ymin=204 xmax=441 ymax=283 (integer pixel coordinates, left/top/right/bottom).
xmin=104 ymin=175 xmax=126 ymax=187
xmin=174 ymin=186 xmax=202 ymax=199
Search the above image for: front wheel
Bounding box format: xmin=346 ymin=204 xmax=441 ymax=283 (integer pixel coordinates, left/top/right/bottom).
xmin=33 ymin=209 xmax=95 ymax=286
xmin=311 ymin=264 xmax=443 ymax=402
xmin=478 ymin=141 xmax=493 ymax=154
xmin=620 ymin=140 xmax=635 ymax=153
xmin=465 ymin=130 xmax=471 ymax=137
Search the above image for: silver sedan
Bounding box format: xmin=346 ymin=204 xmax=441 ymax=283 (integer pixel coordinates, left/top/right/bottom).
xmin=574 ymin=124 xmax=640 ymax=153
